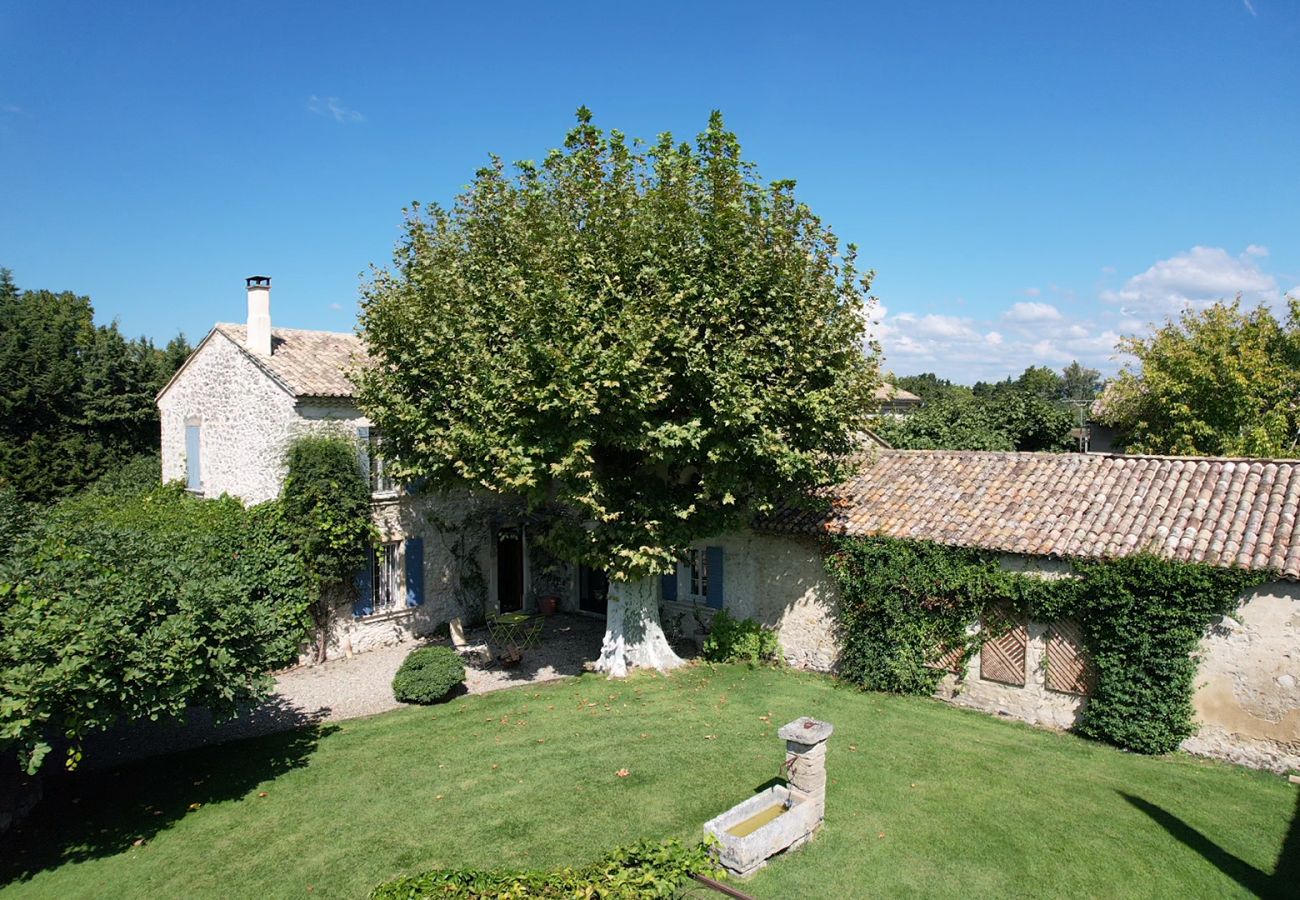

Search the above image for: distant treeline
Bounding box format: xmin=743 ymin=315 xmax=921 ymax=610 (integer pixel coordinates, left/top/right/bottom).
xmin=0 ymin=268 xmax=191 ymax=501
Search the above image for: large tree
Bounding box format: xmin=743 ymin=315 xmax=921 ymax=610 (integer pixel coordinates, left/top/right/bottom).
xmin=358 ymin=109 xmax=879 ymax=675
xmin=1096 ymin=299 xmax=1300 ymax=456
xmin=0 ymin=269 xmax=192 ymax=500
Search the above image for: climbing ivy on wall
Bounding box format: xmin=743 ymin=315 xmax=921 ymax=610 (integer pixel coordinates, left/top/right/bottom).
xmin=823 ymin=536 xmax=1268 ymax=755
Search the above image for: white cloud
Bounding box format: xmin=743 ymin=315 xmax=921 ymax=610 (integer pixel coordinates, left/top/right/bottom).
xmin=329 ymin=302 xmax=343 ymax=311
xmin=877 ymin=245 xmax=1289 ymax=382
xmin=309 ymin=95 xmax=365 ymax=124
xmin=1099 ymin=245 xmax=1279 ymax=317
xmin=1003 ymin=301 xmax=1062 ymax=323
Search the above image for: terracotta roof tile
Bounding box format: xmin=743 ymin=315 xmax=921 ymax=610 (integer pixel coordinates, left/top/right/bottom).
xmin=767 ymin=449 xmax=1300 ymax=579
xmin=215 ymin=324 xmax=366 ymax=399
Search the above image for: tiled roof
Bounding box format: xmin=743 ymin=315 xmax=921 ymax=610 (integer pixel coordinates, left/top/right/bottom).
xmin=768 ymin=450 xmax=1300 ymax=578
xmin=875 ymin=382 xmax=922 ymax=403
xmin=215 ymin=324 xmax=365 ymax=399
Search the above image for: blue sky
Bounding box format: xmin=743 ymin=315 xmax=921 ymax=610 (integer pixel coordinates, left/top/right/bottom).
xmin=2 ymin=0 xmax=1297 ymax=381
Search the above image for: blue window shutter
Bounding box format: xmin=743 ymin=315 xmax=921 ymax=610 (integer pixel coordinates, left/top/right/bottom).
xmin=353 ymin=547 xmax=375 ymax=617
xmin=356 ymin=426 xmax=370 ymax=483
xmin=405 ymin=536 xmax=424 ymax=607
xmin=185 ymin=424 xmax=201 ymax=491
xmin=661 ymin=567 xmax=677 ymax=602
xmin=705 ymin=546 xmax=724 ymax=609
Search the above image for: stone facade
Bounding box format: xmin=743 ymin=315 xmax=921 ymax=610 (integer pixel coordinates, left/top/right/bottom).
xmin=706 ymin=535 xmax=1300 ymax=772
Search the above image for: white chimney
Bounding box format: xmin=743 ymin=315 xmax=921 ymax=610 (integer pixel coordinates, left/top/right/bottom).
xmin=246 ymin=275 xmax=272 ymax=355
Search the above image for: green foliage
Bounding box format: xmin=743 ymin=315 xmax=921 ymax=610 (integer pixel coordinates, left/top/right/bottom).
xmin=0 ymin=478 xmax=314 ymax=773
xmin=358 ymin=109 xmax=879 ymax=581
xmin=878 ymin=366 xmax=1075 ymax=453
xmin=823 ymin=535 xmax=1266 ymax=754
xmin=0 ymin=268 xmax=191 ymax=500
xmin=1096 ymin=298 xmax=1300 ymax=456
xmin=391 ymin=646 xmax=466 ymax=704
xmin=700 ymin=609 xmax=781 ymax=664
xmin=886 ymin=372 xmax=973 ymax=404
xmin=280 ymin=433 xmax=375 ymax=662
xmin=370 ymin=838 xmax=718 ymax=899
xmin=280 ymin=433 xmax=374 ymax=587
xmin=1061 ymin=360 xmax=1101 ymax=405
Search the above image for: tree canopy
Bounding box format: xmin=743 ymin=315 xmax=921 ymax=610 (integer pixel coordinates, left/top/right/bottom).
xmin=877 ymin=364 xmax=1076 ymax=452
xmin=1095 ymin=298 xmax=1300 ymax=456
xmin=358 ymin=109 xmax=879 ymax=583
xmin=0 ymin=268 xmax=191 ymax=500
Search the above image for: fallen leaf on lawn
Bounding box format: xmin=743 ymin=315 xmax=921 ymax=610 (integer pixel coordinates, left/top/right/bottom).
xmin=536 ymin=738 xmax=545 ymax=744
xmin=187 ymin=802 xmax=201 ymax=811
xmin=704 ymin=734 xmax=717 ymax=740
xmin=491 ymin=763 xmax=499 ymax=770
xmin=910 ymin=783 xmax=917 ymax=788
xmin=849 ymin=744 xmax=858 ymax=752
xmin=435 ymin=794 xmax=444 ymax=801
xmin=132 ymin=838 xmax=145 ymax=847
xmin=640 ymin=733 xmax=649 ymax=739
xmin=258 ymin=791 xmax=268 ymax=798
xmin=616 ymin=768 xmax=631 ymax=778
xmin=878 ymin=832 xmax=885 ymax=839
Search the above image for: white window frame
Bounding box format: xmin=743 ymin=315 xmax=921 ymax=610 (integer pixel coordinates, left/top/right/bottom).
xmin=688 ymin=548 xmax=709 ymax=602
xmin=371 ymin=541 xmax=402 ymax=614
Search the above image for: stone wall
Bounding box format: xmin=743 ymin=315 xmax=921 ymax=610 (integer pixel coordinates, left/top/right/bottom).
xmin=712 ymin=536 xmax=1300 ymax=772
xmin=316 ymin=489 xmax=502 ymax=661
xmin=159 ymin=330 xmax=301 ymax=504
xmin=1185 ymin=581 xmax=1300 ymax=772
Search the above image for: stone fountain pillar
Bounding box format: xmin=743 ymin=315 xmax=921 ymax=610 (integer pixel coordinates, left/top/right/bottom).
xmin=778 ymin=716 xmax=833 ymax=827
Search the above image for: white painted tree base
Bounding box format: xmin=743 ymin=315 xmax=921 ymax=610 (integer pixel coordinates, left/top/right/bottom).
xmin=594 ymin=577 xmax=685 ymax=677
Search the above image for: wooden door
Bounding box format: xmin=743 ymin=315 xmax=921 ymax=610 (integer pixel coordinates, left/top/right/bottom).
xmin=496 ymin=528 xmax=524 ymax=612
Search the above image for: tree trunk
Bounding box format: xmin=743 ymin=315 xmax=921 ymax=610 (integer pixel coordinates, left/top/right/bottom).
xmin=594 ymin=576 xmax=685 ymax=677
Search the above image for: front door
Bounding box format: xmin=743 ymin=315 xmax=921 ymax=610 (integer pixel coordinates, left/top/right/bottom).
xmin=578 ymin=565 xmax=608 ymax=616
xmin=496 ymin=527 xmax=524 ymax=613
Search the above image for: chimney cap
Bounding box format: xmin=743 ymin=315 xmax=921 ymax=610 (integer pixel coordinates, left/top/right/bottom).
xmin=246 ymin=275 xmax=271 ymax=288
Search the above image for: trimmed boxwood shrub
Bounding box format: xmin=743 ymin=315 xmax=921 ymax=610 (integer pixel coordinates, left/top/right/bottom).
xmin=370 ymin=838 xmax=718 ymax=899
xmin=392 ymin=646 xmax=465 ymax=704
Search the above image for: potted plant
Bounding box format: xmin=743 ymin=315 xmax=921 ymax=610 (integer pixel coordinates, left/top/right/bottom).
xmin=529 ymin=545 xmax=569 ymax=616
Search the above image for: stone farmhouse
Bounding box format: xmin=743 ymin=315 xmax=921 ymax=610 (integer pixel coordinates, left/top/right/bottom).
xmin=158 ymin=278 xmax=1299 ymax=772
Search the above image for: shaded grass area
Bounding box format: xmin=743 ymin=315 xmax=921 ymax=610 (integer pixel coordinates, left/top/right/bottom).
xmin=1 ymin=665 xmax=1295 ymax=898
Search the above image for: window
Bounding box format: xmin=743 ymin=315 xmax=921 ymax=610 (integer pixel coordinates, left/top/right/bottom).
xmin=688 ymin=548 xmax=709 ymax=601
xmin=372 ymin=542 xmax=401 ymax=613
xmin=369 ymin=429 xmax=396 ymax=494
xmin=185 ymin=423 xmax=202 ymax=494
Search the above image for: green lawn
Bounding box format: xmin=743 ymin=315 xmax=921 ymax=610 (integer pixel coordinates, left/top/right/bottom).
xmin=2 ymin=665 xmax=1296 ymax=899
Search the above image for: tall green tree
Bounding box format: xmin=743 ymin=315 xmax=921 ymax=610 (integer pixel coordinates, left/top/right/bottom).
xmin=1096 ymin=299 xmax=1300 ymax=456
xmin=0 ymin=268 xmax=191 ymax=500
xmin=358 ymin=109 xmax=879 ymax=674
xmin=1061 ymin=360 xmax=1102 ymax=405
xmin=280 ymin=433 xmax=376 ymax=663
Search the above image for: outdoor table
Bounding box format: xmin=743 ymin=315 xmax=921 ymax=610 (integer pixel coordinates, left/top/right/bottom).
xmin=486 ymin=612 xmax=544 ymax=651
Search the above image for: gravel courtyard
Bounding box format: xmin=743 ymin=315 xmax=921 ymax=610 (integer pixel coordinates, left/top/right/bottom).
xmin=84 ymin=614 xmax=607 ymax=767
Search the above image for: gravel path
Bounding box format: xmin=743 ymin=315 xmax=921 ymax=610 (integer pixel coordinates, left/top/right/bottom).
xmin=85 ymin=615 xmax=606 ymax=769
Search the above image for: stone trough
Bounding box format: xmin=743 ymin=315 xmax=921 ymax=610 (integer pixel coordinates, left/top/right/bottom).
xmin=703 ymin=717 xmax=833 ymax=878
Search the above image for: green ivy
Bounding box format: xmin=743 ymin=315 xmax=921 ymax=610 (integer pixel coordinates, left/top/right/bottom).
xmin=823 ymin=536 xmax=1267 ymax=755
xmin=370 ymin=838 xmax=720 ymax=899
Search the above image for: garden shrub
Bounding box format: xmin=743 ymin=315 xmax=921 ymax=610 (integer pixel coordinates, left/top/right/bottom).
xmin=392 ymin=646 xmax=465 ymax=704
xmin=824 ymin=535 xmax=1266 ymax=755
xmin=370 ymin=838 xmax=718 ymax=899
xmin=701 ymin=609 xmax=781 ymax=664
xmin=0 ymin=479 xmax=314 ymax=773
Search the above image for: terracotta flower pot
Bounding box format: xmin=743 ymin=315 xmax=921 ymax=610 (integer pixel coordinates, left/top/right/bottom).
xmin=538 ymin=595 xmax=559 ymax=616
